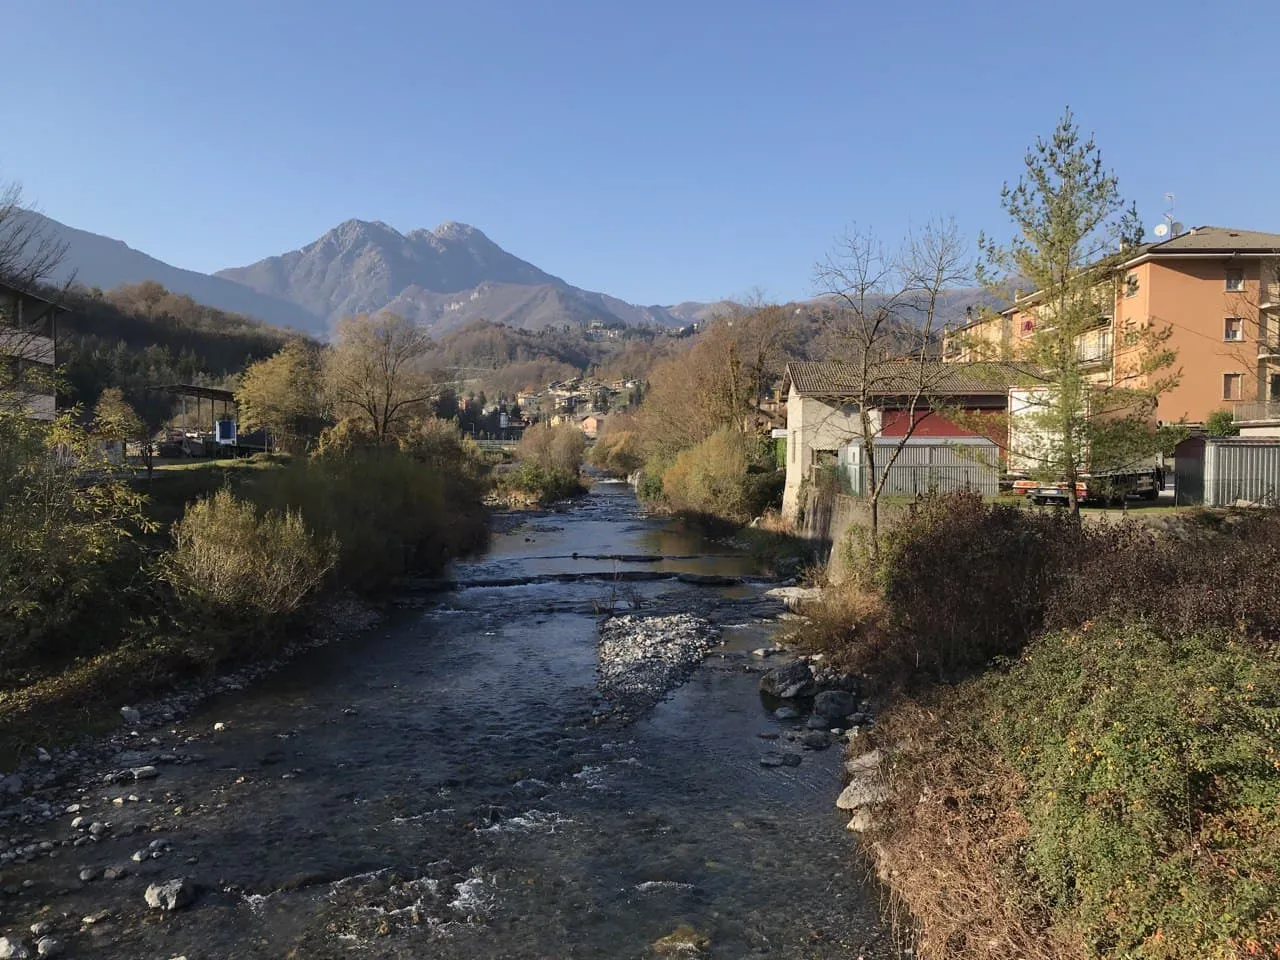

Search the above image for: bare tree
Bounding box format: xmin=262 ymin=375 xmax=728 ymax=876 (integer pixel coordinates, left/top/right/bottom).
xmin=0 ymin=177 xmax=69 ymax=416
xmin=813 ymin=219 xmax=972 ymax=558
xmin=0 ymin=179 xmax=67 ymax=289
xmin=323 ymin=312 xmax=436 ymax=441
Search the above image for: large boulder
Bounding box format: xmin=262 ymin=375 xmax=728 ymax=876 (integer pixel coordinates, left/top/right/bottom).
xmin=836 ymin=778 xmax=888 ymax=810
xmin=145 ymin=878 xmax=196 ymax=912
xmin=0 ymin=937 xmax=31 ymax=959
xmin=759 ymin=660 xmax=815 ymax=699
xmin=844 ymin=749 xmax=884 ymax=777
xmin=812 ymin=690 xmax=857 ymax=721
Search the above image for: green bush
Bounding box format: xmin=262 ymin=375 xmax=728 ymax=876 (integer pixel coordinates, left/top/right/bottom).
xmin=255 ymin=440 xmax=488 ymax=591
xmin=986 ymin=623 xmax=1280 ymax=957
xmin=500 ymin=462 xmax=585 ymax=503
xmin=166 ymin=488 xmax=336 ymax=624
xmin=659 ymin=427 xmax=779 ymax=525
xmin=504 ymin=422 xmax=588 ymax=503
xmin=0 ymin=412 xmax=150 ymax=673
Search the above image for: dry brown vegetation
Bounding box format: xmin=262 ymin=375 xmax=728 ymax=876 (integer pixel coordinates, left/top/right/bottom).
xmin=807 ymin=493 xmax=1280 ymax=960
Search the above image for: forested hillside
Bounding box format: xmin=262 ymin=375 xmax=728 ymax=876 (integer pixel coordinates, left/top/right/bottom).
xmin=54 ymin=280 xmax=294 ymax=425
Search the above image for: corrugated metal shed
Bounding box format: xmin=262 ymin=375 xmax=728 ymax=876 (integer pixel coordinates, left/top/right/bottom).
xmin=839 ymin=437 xmax=1000 ymax=498
xmin=1175 ymin=437 xmax=1280 ymax=506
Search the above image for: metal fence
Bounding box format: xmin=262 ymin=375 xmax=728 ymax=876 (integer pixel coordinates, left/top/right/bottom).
xmin=1203 ymin=439 xmax=1280 ymax=506
xmin=838 ymin=438 xmax=1000 ymax=498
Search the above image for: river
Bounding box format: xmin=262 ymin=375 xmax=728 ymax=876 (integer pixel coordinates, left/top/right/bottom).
xmin=0 ymin=482 xmax=892 ymax=958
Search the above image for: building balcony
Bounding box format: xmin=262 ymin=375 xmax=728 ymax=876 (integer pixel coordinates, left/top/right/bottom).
xmin=1258 ymin=337 xmax=1280 ymax=360
xmin=1262 ymin=283 xmax=1280 ymax=310
xmin=1233 ymin=400 xmax=1280 ymax=426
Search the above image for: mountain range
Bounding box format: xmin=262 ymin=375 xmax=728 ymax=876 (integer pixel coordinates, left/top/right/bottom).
xmin=37 ymin=214 xmax=734 ymax=337
xmin=34 ymin=213 xmax=988 ymax=337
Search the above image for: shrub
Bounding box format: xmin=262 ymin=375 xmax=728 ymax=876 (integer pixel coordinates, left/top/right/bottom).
xmin=589 ymin=414 xmax=645 ymax=477
xmin=1204 ymin=408 xmax=1240 ymax=437
xmin=988 ymin=623 xmax=1280 ymax=957
xmin=500 ymin=461 xmax=584 ymax=503
xmin=516 ymin=423 xmax=586 ymax=475
xmin=254 ymin=444 xmax=488 ymax=590
xmin=0 ymin=412 xmax=150 ymax=672
xmin=167 ymin=489 xmax=336 ymax=622
xmin=660 ymin=428 xmax=770 ymax=525
xmin=867 ymin=492 xmax=1077 ymax=681
xmin=505 ymin=422 xmax=588 ymax=503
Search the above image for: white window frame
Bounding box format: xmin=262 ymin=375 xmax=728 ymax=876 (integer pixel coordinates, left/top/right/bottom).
xmin=1224 ymin=317 xmax=1245 ymax=342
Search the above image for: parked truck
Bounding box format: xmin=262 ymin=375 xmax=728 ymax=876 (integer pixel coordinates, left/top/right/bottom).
xmin=1006 ymin=387 xmax=1164 ymax=506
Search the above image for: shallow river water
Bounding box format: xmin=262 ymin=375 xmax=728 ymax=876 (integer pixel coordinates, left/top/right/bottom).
xmin=2 ymin=482 xmax=893 ymax=959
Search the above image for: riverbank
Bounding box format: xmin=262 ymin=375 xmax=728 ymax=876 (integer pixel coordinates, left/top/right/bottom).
xmin=802 ymin=493 xmax=1280 ymax=960
xmin=1 ymin=434 xmax=491 ymax=770
xmin=0 ymin=481 xmax=892 ymax=959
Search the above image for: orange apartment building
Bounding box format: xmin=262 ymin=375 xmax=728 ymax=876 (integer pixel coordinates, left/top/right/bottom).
xmin=945 ymin=226 xmax=1280 ymax=430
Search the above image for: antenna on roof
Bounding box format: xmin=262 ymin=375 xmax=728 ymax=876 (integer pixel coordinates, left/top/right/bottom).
xmin=1152 ymin=193 xmax=1182 ymax=240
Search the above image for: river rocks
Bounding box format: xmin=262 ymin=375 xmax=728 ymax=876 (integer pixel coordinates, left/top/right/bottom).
xmin=750 ymin=647 xmax=780 ymax=658
xmin=813 ymin=690 xmax=857 ymax=721
xmin=845 ymin=749 xmax=884 ymax=777
xmin=845 ymin=808 xmax=874 ymax=832
xmin=34 ymin=938 xmax=61 ymax=959
xmin=801 ymin=730 xmax=832 ymax=750
xmin=759 ymin=752 xmax=801 ymax=768
xmin=120 ymin=705 xmax=141 ymax=725
xmin=836 ymin=778 xmax=888 ymax=809
xmin=763 ymin=586 xmax=822 ymax=611
xmin=0 ymin=775 xmax=23 ymax=796
xmin=27 ymin=925 xmax=51 ymax=939
xmin=758 ymin=660 xmax=815 ymax=699
xmin=0 ymin=937 xmax=31 ymax=959
xmin=596 ymin=614 xmax=720 ymax=718
xmin=79 ymin=866 xmax=100 ymax=882
xmin=145 ymin=877 xmax=196 ymax=911
xmin=652 ymin=924 xmax=709 ymax=956
xmin=837 ymin=749 xmax=889 ymax=811
xmin=81 ymin=910 xmax=110 ymax=926
xmin=34 ymin=749 xmax=51 ymax=764
xmin=772 ymin=705 xmax=801 ymax=721
xmin=130 ymin=765 xmax=159 ymax=781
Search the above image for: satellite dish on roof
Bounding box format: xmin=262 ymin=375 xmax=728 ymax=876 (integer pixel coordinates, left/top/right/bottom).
xmin=1172 ymin=221 xmax=1184 ymax=235
xmin=1153 ymin=223 xmax=1169 ymax=238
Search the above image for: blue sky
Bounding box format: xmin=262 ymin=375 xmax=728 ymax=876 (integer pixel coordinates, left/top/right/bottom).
xmin=6 ymin=0 xmax=1278 ymax=305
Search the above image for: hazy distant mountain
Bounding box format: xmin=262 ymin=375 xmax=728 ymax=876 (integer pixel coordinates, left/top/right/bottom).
xmin=30 ymin=213 xmax=324 ymax=332
xmin=29 ymin=211 xmax=992 ymax=340
xmin=216 ymin=219 xmax=712 ymax=335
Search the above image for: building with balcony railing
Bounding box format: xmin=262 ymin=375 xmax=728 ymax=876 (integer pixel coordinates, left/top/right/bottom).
xmin=0 ymin=280 xmax=64 ymax=420
xmin=944 ymin=226 xmax=1280 ymax=427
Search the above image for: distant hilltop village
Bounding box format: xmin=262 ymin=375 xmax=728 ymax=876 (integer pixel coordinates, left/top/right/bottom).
xmin=514 ymin=375 xmax=643 ymax=438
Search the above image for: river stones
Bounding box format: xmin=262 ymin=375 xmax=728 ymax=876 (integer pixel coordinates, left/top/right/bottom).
xmin=836 ymin=778 xmax=888 ymax=810
xmin=35 ymin=938 xmax=62 ymax=959
xmin=145 ymin=877 xmax=196 ymax=911
xmin=0 ymin=936 xmax=31 ymax=959
xmin=759 ymin=752 xmax=802 ymax=768
xmin=759 ymin=660 xmax=815 ymax=699
xmin=813 ymin=690 xmax=857 ymax=721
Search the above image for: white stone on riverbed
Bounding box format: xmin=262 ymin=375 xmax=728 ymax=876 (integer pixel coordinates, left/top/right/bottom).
xmin=597 ymin=614 xmax=719 ymax=716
